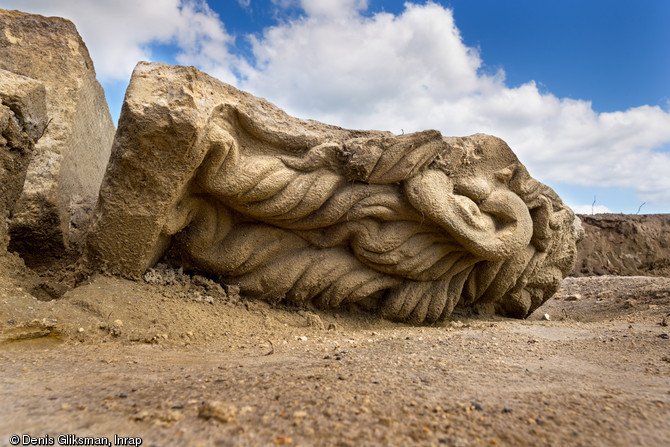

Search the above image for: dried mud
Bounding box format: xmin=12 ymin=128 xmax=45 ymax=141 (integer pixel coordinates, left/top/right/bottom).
xmin=1 ymin=254 xmax=669 ymax=446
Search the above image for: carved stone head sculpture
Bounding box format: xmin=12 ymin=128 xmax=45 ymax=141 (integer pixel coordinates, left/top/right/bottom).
xmin=85 ymin=62 xmax=582 ymax=324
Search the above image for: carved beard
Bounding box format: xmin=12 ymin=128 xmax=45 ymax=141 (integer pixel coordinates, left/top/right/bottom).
xmin=166 ymin=105 xmax=580 ymax=324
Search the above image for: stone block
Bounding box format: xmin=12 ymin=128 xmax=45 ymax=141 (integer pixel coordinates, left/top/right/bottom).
xmin=87 ymin=62 xmax=581 ymax=323
xmin=0 ymin=69 xmax=47 ymax=251
xmin=0 ymin=8 xmax=115 ymax=259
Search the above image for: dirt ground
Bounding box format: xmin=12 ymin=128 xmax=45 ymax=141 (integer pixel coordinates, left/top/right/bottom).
xmin=1 ymin=252 xmax=669 ymax=447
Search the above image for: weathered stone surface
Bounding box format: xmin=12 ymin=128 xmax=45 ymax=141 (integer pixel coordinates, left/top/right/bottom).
xmin=572 ymin=213 xmax=670 ymax=277
xmin=0 ymin=9 xmax=115 ymax=258
xmin=86 ymin=62 xmax=581 ymax=323
xmin=0 ymin=69 xmax=47 ymax=251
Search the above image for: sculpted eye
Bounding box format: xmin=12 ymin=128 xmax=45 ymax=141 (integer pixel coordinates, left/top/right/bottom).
xmin=85 ymin=63 xmax=581 ymax=324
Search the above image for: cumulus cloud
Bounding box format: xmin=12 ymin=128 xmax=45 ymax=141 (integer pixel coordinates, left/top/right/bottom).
xmin=2 ymin=0 xmax=242 ymax=83
xmin=241 ymin=3 xmax=487 ymax=117
xmin=300 ymin=0 xmax=368 ymax=18
xmin=235 ymin=2 xmax=670 ymax=205
xmin=5 ymin=1 xmax=670 ymax=207
xmin=270 ymin=0 xmax=368 ymax=16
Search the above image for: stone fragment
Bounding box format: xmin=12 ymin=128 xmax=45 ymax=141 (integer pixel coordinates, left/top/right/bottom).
xmin=0 ymin=69 xmax=47 ymax=252
xmin=0 ymin=9 xmax=115 ymax=259
xmin=86 ymin=62 xmax=581 ymax=324
xmin=0 ymin=318 xmax=59 ymax=342
xmin=198 ymin=401 xmax=238 ymax=423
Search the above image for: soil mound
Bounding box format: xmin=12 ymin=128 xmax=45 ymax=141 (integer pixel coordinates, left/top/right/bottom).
xmin=573 ymin=213 xmax=670 ymax=277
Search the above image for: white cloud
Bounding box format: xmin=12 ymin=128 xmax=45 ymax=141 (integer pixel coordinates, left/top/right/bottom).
xmin=5 ymin=1 xmax=670 ymax=207
xmin=240 ymin=3 xmax=486 ymax=117
xmin=270 ymin=0 xmax=367 ymax=17
xmin=299 ymin=0 xmax=368 ymax=18
xmin=235 ymin=2 xmax=670 ymax=205
xmin=1 ymin=0 xmax=242 ymax=83
xmin=171 ymin=1 xmax=248 ymax=84
xmin=570 ymin=205 xmax=613 ymax=215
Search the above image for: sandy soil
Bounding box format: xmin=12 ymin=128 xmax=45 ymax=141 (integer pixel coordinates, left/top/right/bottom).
xmin=573 ymin=213 xmax=670 ymax=277
xmin=1 ymin=254 xmax=669 ymax=446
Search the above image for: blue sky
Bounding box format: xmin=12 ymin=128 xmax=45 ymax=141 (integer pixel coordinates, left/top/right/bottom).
xmin=223 ymin=0 xmax=670 ymax=112
xmin=3 ymin=0 xmax=670 ymax=214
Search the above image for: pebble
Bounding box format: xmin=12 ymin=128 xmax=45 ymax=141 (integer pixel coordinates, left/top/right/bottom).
xmin=198 ymin=401 xmax=238 ymax=423
xmin=292 ymin=410 xmax=308 ymax=420
xmin=110 ymin=322 xmax=122 ymax=337
xmin=378 ymin=417 xmax=391 ymax=427
xmin=542 ymin=313 xmax=551 ymax=321
xmin=299 ymin=311 xmax=325 ymax=329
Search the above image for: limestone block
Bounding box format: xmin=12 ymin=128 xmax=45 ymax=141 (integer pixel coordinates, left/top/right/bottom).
xmin=86 ymin=62 xmax=581 ymax=323
xmin=0 ymin=9 xmax=115 ymax=256
xmin=0 ymin=69 xmax=47 ymax=251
